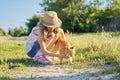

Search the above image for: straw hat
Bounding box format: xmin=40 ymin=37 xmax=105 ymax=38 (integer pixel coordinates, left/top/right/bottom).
xmin=40 ymin=11 xmax=62 ymax=27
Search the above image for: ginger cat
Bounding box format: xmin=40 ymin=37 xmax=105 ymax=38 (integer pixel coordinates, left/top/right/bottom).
xmin=55 ymin=34 xmax=75 ymax=64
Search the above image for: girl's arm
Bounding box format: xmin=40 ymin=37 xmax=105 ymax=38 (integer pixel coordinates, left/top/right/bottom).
xmin=59 ymin=29 xmax=66 ymax=40
xmin=45 ymin=28 xmax=65 ymax=50
xmin=44 ymin=37 xmax=56 ymax=50
xmin=37 ymin=29 xmax=67 ymax=58
xmin=45 ymin=33 xmax=59 ymax=50
xmin=33 ymin=29 xmax=56 ymax=50
xmin=33 ymin=28 xmax=65 ymax=50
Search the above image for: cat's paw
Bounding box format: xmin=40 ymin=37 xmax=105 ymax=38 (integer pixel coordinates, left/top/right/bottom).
xmin=70 ymin=62 xmax=73 ymax=65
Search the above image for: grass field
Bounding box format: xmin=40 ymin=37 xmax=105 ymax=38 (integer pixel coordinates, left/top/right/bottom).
xmin=0 ymin=32 xmax=120 ymax=79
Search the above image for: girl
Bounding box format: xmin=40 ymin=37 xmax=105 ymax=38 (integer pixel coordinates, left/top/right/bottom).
xmin=25 ymin=11 xmax=68 ymax=64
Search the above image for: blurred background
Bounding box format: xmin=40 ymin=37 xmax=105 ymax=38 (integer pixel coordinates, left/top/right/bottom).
xmin=0 ymin=0 xmax=120 ymax=37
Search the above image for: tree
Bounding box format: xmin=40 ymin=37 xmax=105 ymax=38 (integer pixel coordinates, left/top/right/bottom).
xmin=40 ymin=0 xmax=120 ymax=32
xmin=26 ymin=15 xmax=40 ymax=35
xmin=110 ymin=0 xmax=120 ymax=18
xmin=40 ymin=0 xmax=101 ymax=32
xmin=8 ymin=26 xmax=27 ymax=37
xmin=8 ymin=28 xmax=14 ymax=36
xmin=93 ymin=0 xmax=120 ymax=31
xmin=0 ymin=28 xmax=6 ymax=36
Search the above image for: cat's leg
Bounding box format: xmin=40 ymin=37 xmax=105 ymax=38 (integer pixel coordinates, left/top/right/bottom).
xmin=69 ymin=57 xmax=73 ymax=64
xmin=60 ymin=58 xmax=63 ymax=64
xmin=53 ymin=51 xmax=59 ymax=62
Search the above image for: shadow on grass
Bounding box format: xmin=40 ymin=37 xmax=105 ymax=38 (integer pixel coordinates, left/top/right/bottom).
xmin=7 ymin=58 xmax=33 ymax=65
xmin=5 ymin=58 xmax=50 ymax=68
xmin=0 ymin=76 xmax=11 ymax=80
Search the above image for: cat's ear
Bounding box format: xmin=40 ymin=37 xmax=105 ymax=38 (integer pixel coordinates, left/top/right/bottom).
xmin=70 ymin=46 xmax=75 ymax=50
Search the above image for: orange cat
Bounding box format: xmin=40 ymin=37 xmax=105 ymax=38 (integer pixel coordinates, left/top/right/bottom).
xmin=55 ymin=34 xmax=75 ymax=64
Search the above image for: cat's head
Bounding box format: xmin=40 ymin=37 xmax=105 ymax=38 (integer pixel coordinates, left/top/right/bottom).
xmin=64 ymin=46 xmax=75 ymax=57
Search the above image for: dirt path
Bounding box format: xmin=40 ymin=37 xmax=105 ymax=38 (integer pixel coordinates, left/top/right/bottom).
xmin=9 ymin=65 xmax=118 ymax=80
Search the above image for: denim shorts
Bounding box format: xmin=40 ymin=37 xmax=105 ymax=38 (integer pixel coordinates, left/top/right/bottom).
xmin=27 ymin=40 xmax=40 ymax=57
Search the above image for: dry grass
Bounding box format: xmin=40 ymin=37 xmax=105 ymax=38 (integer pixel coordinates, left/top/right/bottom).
xmin=0 ymin=32 xmax=120 ymax=79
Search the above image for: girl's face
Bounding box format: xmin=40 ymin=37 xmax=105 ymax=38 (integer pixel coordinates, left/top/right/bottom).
xmin=46 ymin=27 xmax=54 ymax=32
xmin=46 ymin=27 xmax=55 ymax=38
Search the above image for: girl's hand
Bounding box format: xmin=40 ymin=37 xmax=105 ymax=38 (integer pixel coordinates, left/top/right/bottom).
xmin=54 ymin=33 xmax=60 ymax=41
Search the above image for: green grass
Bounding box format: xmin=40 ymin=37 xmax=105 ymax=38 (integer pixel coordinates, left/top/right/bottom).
xmin=67 ymin=32 xmax=120 ymax=66
xmin=0 ymin=36 xmax=34 ymax=79
xmin=0 ymin=32 xmax=120 ymax=79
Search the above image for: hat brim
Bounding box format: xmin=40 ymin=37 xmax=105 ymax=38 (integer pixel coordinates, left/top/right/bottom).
xmin=40 ymin=17 xmax=62 ymax=27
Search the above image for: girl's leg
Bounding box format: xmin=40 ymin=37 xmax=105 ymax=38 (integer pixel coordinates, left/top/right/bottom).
xmin=33 ymin=50 xmax=52 ymax=64
xmin=33 ymin=55 xmax=51 ymax=64
xmin=34 ymin=50 xmax=42 ymax=57
xmin=33 ymin=55 xmax=50 ymax=64
xmin=27 ymin=40 xmax=40 ymax=57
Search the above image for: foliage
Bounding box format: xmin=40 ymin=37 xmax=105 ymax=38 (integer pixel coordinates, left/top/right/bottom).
xmin=8 ymin=26 xmax=27 ymax=37
xmin=0 ymin=28 xmax=6 ymax=36
xmin=110 ymin=0 xmax=120 ymax=18
xmin=40 ymin=0 xmax=120 ymax=33
xmin=25 ymin=15 xmax=40 ymax=35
